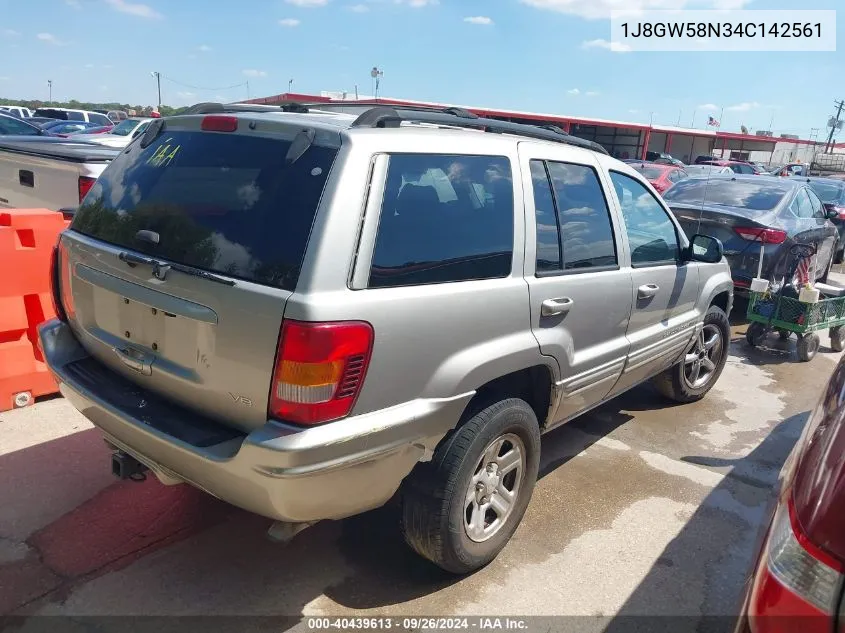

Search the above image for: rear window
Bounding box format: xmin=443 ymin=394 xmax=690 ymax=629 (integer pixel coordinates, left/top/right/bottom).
xmin=631 ymin=165 xmax=666 ymax=180
xmin=807 ymin=180 xmax=845 ymax=204
xmin=71 ymin=129 xmax=339 ymax=291
xmin=33 ymin=108 xmax=68 ymax=120
xmin=662 ymin=178 xmax=789 ymax=211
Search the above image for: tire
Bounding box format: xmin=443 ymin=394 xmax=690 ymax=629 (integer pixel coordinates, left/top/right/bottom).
xmin=654 ymin=305 xmax=730 ymax=404
xmin=777 ymin=329 xmax=791 ymax=340
xmin=746 ymin=322 xmax=768 ymax=348
xmin=797 ymin=333 xmax=820 ymax=362
xmin=401 ymin=398 xmax=541 ymax=574
xmin=831 ymin=326 xmax=845 ymax=352
xmin=835 ymin=247 xmax=844 ymax=266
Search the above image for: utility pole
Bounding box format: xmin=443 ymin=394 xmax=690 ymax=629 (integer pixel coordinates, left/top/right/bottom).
xmin=150 ymin=71 xmax=161 ymax=110
xmin=246 ymin=80 xmax=250 ymax=100
xmin=47 ymin=79 xmax=52 ymax=104
xmin=825 ymin=99 xmax=844 ymax=154
xmin=288 ymin=78 xmax=293 ymax=93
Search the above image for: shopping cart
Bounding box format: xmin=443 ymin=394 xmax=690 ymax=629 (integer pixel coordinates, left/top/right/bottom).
xmin=746 ymin=243 xmax=845 ymax=361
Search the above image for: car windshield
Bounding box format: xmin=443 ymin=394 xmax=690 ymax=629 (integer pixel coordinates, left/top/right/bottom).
xmin=631 ymin=165 xmax=666 ymax=179
xmin=0 ymin=114 xmax=41 ymax=136
xmin=663 ymin=178 xmax=789 ymax=210
xmin=807 ymin=180 xmax=845 ymax=204
xmin=110 ymin=119 xmax=141 ymax=136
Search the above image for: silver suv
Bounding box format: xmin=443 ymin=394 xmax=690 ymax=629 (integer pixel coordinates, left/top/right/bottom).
xmin=40 ymin=103 xmax=733 ymax=574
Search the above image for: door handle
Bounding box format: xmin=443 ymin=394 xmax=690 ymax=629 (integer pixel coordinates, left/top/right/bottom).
xmin=113 ymin=346 xmax=153 ymax=376
xmin=541 ymin=297 xmax=574 ymax=317
xmin=637 ymin=283 xmax=660 ymax=299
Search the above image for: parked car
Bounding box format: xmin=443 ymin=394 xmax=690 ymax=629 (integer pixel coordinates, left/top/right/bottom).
xmin=701 ymin=159 xmax=758 ymax=175
xmin=695 ymin=154 xmax=720 ymax=164
xmin=0 ymin=112 xmax=50 ymax=136
xmin=80 ymin=125 xmax=115 ymax=135
xmin=0 ymin=105 xmax=33 ymax=118
xmin=734 ymin=354 xmax=845 ymax=632
xmin=31 ymin=107 xmax=112 ymax=127
xmin=39 ymin=120 xmax=104 ymax=137
xmin=646 ymin=151 xmax=684 ymax=166
xmin=770 ymin=162 xmax=809 ymax=177
xmin=39 ymin=104 xmax=733 ymax=574
xmin=28 ymin=116 xmax=59 ymax=125
xmin=71 ymin=117 xmax=151 ymax=148
xmin=629 ymin=161 xmax=689 ymax=194
xmin=0 ymin=137 xmax=118 ymax=211
xmin=653 ymin=156 xmax=686 ymax=168
xmin=683 ymin=164 xmax=734 ymax=177
xmin=664 ymin=175 xmax=839 ymax=290
xmin=793 ymin=176 xmax=845 ymax=263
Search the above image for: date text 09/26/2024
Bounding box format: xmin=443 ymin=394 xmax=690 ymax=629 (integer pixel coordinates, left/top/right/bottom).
xmin=306 ymin=618 xmax=528 ymax=631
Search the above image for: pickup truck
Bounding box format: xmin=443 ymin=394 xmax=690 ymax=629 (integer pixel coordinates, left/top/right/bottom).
xmin=0 ymin=138 xmax=119 ymax=212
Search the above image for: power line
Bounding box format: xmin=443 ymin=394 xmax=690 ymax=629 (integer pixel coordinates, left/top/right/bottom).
xmin=161 ymin=75 xmax=249 ymax=92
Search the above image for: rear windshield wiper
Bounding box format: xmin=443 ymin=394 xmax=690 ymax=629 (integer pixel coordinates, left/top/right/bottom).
xmin=118 ymin=251 xmax=236 ymax=286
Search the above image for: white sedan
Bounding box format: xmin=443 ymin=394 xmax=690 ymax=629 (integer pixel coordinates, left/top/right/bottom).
xmin=70 ymin=118 xmax=152 ymax=148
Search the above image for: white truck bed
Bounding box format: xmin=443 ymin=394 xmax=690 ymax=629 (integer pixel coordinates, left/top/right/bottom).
xmin=0 ymin=138 xmax=118 ymax=212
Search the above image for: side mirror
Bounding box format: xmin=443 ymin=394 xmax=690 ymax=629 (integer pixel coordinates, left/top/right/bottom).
xmin=827 ymin=208 xmax=839 ymax=220
xmin=687 ymin=234 xmax=724 ymax=264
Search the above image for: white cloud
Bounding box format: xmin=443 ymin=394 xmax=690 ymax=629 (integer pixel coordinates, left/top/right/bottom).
xmin=104 ymin=0 xmax=163 ymax=19
xmin=242 ymin=69 xmax=267 ymax=78
xmin=567 ymin=88 xmax=580 ymax=95
xmin=348 ymin=3 xmax=369 ymax=10
xmin=85 ymin=63 xmax=94 ymax=68
xmin=582 ymin=38 xmax=631 ymax=52
xmin=103 ymin=64 xmax=114 ymax=69
xmin=177 ymin=91 xmax=195 ymax=99
xmin=279 ymin=18 xmax=301 ymax=26
xmin=2 ymin=29 xmax=20 ymax=37
xmin=285 ymin=0 xmax=327 ymax=5
xmin=0 ymin=76 xmax=9 ymax=81
xmin=37 ymin=33 xmax=68 ymax=45
xmin=628 ymin=109 xmax=639 ymax=114
xmin=396 ymin=0 xmax=438 ymax=6
xmin=65 ymin=0 xmax=82 ymax=8
xmin=586 ymin=91 xmax=600 ymax=97
xmin=726 ymin=101 xmax=761 ymax=112
xmin=698 ymin=103 xmax=719 ymax=111
xmin=198 ymin=44 xmax=212 ymax=52
xmin=521 ymin=0 xmax=750 ymax=20
xmin=464 ymin=16 xmax=493 ymax=25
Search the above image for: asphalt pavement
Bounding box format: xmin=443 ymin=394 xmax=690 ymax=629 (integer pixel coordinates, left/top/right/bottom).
xmin=2 ymin=280 xmax=843 ymax=632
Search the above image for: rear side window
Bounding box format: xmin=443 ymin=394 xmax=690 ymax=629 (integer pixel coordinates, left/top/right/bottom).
xmin=66 ymin=111 xmax=84 ymax=121
xmin=369 ymin=154 xmax=513 ymax=288
xmin=72 ymin=129 xmax=339 ymax=291
xmin=90 ymin=113 xmax=111 ymax=126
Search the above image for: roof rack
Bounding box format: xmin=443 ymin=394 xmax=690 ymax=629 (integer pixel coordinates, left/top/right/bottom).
xmin=178 ymin=101 xmax=609 ymax=155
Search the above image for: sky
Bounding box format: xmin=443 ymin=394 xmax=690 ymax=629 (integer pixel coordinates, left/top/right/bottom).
xmin=1 ymin=0 xmax=843 ymax=140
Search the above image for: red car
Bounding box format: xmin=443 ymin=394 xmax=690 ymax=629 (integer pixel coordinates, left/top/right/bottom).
xmin=702 ymin=159 xmax=759 ymax=175
xmin=629 ymin=161 xmax=689 ymax=194
xmin=735 ymin=355 xmax=845 ymax=632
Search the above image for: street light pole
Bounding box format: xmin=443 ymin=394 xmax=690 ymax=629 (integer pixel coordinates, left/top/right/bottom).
xmin=150 ymin=71 xmax=161 ymax=110
xmin=47 ymin=80 xmax=52 ymax=104
xmin=288 ymin=78 xmax=293 ymax=93
xmin=370 ymin=66 xmax=383 ymax=102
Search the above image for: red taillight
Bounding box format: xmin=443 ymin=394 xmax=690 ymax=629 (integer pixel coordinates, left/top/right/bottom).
xmin=78 ymin=176 xmax=96 ymax=204
xmin=734 ymin=227 xmax=788 ymax=245
xmin=201 ymin=115 xmax=238 ymax=132
xmin=268 ymin=320 xmax=374 ymax=425
xmin=832 ymin=206 xmax=845 ymax=220
xmin=747 ymin=495 xmax=843 ymax=633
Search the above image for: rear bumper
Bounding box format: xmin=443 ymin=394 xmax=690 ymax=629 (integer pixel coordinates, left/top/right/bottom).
xmin=38 ymin=319 xmax=471 ymax=523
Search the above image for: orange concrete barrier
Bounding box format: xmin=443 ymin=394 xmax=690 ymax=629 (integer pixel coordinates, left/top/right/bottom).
xmin=0 ymin=209 xmax=69 ymax=411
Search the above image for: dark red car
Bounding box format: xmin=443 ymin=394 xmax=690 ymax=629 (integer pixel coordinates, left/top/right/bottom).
xmin=735 ymin=356 xmax=845 ymax=632
xmin=628 ymin=161 xmax=689 ymax=194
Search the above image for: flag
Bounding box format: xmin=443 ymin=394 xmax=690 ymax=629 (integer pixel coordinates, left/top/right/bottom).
xmin=795 ymin=254 xmax=814 ymax=286
xmin=707 ymin=116 xmax=720 ymax=127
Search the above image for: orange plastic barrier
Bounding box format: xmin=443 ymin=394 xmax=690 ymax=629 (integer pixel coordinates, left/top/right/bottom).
xmin=0 ymin=209 xmax=69 ymax=411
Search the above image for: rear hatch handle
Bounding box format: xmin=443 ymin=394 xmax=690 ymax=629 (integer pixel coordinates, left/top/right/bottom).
xmin=118 ymin=251 xmax=235 ymax=286
xmin=113 ymin=346 xmax=153 ymax=376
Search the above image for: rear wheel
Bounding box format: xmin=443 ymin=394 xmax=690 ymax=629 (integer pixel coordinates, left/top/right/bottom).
xmin=654 ymin=305 xmax=730 ymax=403
xmin=401 ymin=398 xmax=540 ymax=574
xmin=746 ymin=322 xmax=768 ymax=348
xmin=797 ymin=333 xmax=820 ymax=362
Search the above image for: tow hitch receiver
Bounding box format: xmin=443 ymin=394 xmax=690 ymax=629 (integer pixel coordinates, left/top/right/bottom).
xmin=111 ymin=451 xmax=147 ymax=480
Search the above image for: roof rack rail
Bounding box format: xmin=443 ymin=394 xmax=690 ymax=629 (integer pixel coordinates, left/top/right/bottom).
xmin=345 ymin=106 xmax=609 ymax=155
xmin=182 ymin=102 xmax=290 ymax=115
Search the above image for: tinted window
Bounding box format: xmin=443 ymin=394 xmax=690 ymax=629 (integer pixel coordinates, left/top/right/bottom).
xmin=547 ymin=161 xmax=617 ymax=270
xmin=806 ymin=189 xmax=825 ymax=218
xmin=66 ymin=111 xmax=84 ymax=121
xmin=111 ymin=119 xmax=141 ymax=136
xmin=90 ymin=113 xmax=111 ymax=126
xmin=530 ymin=160 xmax=560 ymax=272
xmin=610 ymin=171 xmax=679 ymax=266
xmin=794 ymin=189 xmax=815 ymax=219
xmin=369 ymin=154 xmax=513 ymax=288
xmin=663 ymin=178 xmax=789 ymax=211
xmin=730 ymin=163 xmax=754 ymax=174
xmin=33 ymin=108 xmax=68 ymax=120
xmin=631 ymin=165 xmax=666 ymax=180
xmin=72 ymin=130 xmax=339 ymax=291
xmin=0 ymin=115 xmax=40 ymax=136
xmin=807 ymin=180 xmax=845 ymax=204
